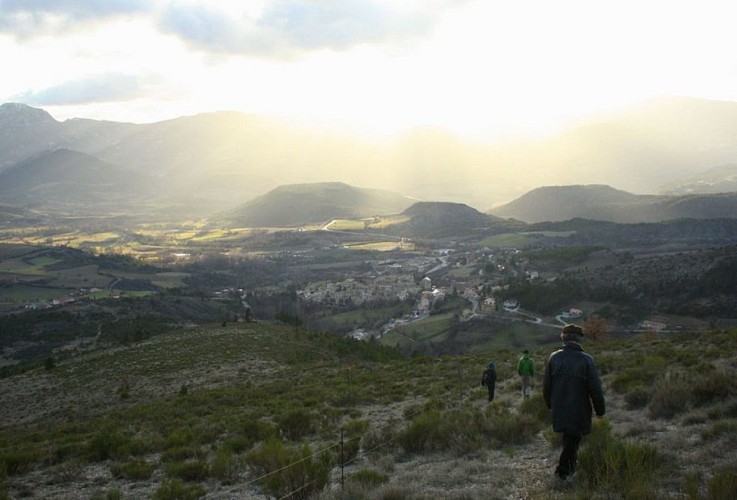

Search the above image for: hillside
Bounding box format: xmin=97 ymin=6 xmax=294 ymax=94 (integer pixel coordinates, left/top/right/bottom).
xmin=0 ymin=149 xmax=156 ymax=213
xmin=373 ymin=201 xmax=518 ymax=239
xmin=1 ymin=322 xmax=736 ymax=498
xmin=4 ymin=97 xmax=737 ymax=214
xmin=490 ymin=184 xmax=737 ymax=223
xmin=214 ymin=182 xmax=417 ymax=227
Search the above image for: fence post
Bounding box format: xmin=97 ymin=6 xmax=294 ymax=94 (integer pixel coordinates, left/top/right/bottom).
xmin=340 ymin=428 xmax=345 ymax=491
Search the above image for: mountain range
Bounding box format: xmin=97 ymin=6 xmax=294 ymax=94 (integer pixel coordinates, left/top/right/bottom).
xmin=488 ymin=184 xmax=737 ymax=223
xmin=2 ymin=98 xmax=737 ymax=224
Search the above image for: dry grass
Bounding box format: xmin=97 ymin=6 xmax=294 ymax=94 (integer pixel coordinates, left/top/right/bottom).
xmin=1 ymin=325 xmax=736 ymax=499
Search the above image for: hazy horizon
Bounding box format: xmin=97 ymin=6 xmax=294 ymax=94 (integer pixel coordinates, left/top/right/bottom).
xmin=3 ymin=1 xmax=737 ymax=142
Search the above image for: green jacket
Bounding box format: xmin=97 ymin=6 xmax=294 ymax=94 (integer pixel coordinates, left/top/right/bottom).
xmin=517 ymin=355 xmax=534 ymax=376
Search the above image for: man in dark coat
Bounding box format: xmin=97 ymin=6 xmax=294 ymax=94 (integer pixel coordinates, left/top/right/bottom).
xmin=543 ymin=324 xmax=606 ymax=484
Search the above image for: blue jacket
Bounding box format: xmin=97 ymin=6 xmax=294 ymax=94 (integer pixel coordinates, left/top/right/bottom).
xmin=543 ymin=342 xmax=605 ymax=435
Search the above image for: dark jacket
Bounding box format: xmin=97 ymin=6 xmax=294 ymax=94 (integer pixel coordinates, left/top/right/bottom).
xmin=543 ymin=342 xmax=605 ymax=435
xmin=481 ymin=365 xmax=497 ymax=386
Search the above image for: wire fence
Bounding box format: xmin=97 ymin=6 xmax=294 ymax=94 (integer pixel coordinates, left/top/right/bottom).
xmin=240 ymin=367 xmax=481 ymax=499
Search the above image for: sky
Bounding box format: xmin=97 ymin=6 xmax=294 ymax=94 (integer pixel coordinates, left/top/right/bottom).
xmin=2 ymin=0 xmax=737 ymax=140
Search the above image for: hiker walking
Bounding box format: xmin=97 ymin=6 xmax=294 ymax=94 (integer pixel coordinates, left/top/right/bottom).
xmin=543 ymin=324 xmax=606 ymax=486
xmin=517 ymin=349 xmax=534 ymax=397
xmin=481 ymin=361 xmax=497 ymax=402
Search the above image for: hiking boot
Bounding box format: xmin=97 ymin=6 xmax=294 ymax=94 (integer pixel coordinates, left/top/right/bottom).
xmin=553 ymin=472 xmax=574 ymax=490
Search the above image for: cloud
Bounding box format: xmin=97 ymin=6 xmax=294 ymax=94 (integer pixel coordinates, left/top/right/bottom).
xmin=16 ymin=74 xmax=143 ymax=106
xmin=0 ymin=0 xmax=152 ymax=37
xmin=158 ymin=0 xmax=452 ymax=57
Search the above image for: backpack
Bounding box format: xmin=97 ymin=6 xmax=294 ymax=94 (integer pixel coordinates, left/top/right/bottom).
xmin=482 ymin=364 xmax=496 ymax=385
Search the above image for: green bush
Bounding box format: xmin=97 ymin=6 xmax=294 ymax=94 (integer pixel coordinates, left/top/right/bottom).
xmin=518 ymin=393 xmax=550 ymax=424
xmin=707 ymin=463 xmax=737 ymax=500
xmin=210 ymin=448 xmax=240 ymax=483
xmin=0 ymin=449 xmax=38 ymax=475
xmin=277 ymin=409 xmax=316 ymax=441
xmin=161 ymin=445 xmax=204 ymax=462
xmin=223 ymin=435 xmax=251 ymax=454
xmin=577 ymin=419 xmax=663 ymax=495
xmin=340 ymin=419 xmax=370 ymax=466
xmin=87 ymin=430 xmax=132 ymax=462
xmin=624 ymin=385 xmax=653 ymax=410
xmin=246 ymin=438 xmax=333 ymax=499
xmin=485 ymin=407 xmax=542 ymax=447
xmin=110 ymin=458 xmax=155 ymax=480
xmin=701 ymin=419 xmax=737 ymax=442
xmin=610 ymin=356 xmax=665 ymax=394
xmin=152 ymin=479 xmax=206 ymax=500
xmin=692 ymin=371 xmax=734 ymax=406
xmin=649 ymin=371 xmax=736 ymax=419
xmin=347 ymin=468 xmax=389 ymax=487
xmin=165 ymin=427 xmax=196 ymax=448
xmin=398 ymin=410 xmax=447 ymax=454
xmin=165 ymin=459 xmax=210 ymax=481
xmin=648 ymin=378 xmax=692 ymax=419
xmin=361 ymin=424 xmax=398 ymax=457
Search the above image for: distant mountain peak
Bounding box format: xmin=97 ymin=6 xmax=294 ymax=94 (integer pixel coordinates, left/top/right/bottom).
xmin=0 ymin=103 xmax=58 ymax=128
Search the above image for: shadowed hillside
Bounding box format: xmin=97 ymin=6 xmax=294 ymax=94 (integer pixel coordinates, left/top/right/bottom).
xmin=213 ymin=182 xmax=417 ymax=227
xmin=0 ymin=149 xmax=156 ymax=212
xmin=491 ymin=184 xmax=737 ymax=223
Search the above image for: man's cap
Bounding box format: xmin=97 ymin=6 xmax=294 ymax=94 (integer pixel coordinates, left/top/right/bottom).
xmin=561 ymin=323 xmax=584 ymax=340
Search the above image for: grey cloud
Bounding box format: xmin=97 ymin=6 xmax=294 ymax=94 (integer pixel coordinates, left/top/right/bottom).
xmin=0 ymin=0 xmax=151 ymax=36
xmin=17 ymin=74 xmax=143 ymax=106
xmin=158 ymin=0 xmax=447 ymax=57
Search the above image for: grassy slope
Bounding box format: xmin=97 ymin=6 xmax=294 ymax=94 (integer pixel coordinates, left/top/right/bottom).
xmin=1 ymin=323 xmax=736 ymax=498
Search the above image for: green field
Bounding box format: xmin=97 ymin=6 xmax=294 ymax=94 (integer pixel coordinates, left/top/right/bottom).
xmin=0 ymin=284 xmax=75 ymax=303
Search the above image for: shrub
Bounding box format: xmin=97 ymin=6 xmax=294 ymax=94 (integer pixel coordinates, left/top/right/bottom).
xmin=210 ymin=448 xmax=240 ymax=483
xmin=223 ymin=435 xmax=251 ymax=454
xmin=398 ymin=410 xmax=448 ymax=454
xmin=361 ymin=424 xmax=398 ymax=457
xmin=165 ymin=459 xmax=210 ymax=481
xmin=165 ymin=427 xmax=197 ymax=448
xmin=110 ymin=458 xmax=155 ymax=480
xmin=518 ymin=393 xmax=550 ymax=424
xmin=577 ymin=420 xmax=663 ymax=495
xmin=161 ymin=446 xmax=203 ymax=462
xmin=648 ymin=378 xmax=692 ymax=419
xmin=485 ymin=408 xmax=541 ymax=447
xmin=707 ymin=463 xmax=737 ymax=500
xmin=90 ymin=490 xmax=123 ymax=500
xmin=624 ymin=385 xmax=653 ymax=410
xmin=152 ymin=479 xmax=206 ymax=500
xmin=649 ymin=371 xmax=736 ymax=419
xmin=277 ymin=409 xmax=315 ymax=441
xmin=246 ymin=438 xmax=333 ymax=499
xmin=0 ymin=449 xmax=38 ymax=475
xmin=87 ymin=430 xmax=131 ymax=462
xmin=701 ymin=419 xmax=737 ymax=442
xmin=347 ymin=468 xmax=389 ymax=487
xmin=340 ymin=419 xmax=370 ymax=466
xmin=692 ymin=371 xmax=734 ymax=406
xmin=610 ymin=356 xmax=666 ymax=394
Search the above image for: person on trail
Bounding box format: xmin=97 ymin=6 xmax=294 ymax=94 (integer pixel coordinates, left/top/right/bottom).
xmin=517 ymin=349 xmax=534 ymax=397
xmin=481 ymin=361 xmax=497 ymax=403
xmin=543 ymin=324 xmax=606 ymax=486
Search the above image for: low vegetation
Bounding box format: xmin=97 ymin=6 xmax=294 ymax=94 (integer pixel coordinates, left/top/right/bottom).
xmin=1 ymin=321 xmax=736 ymax=498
